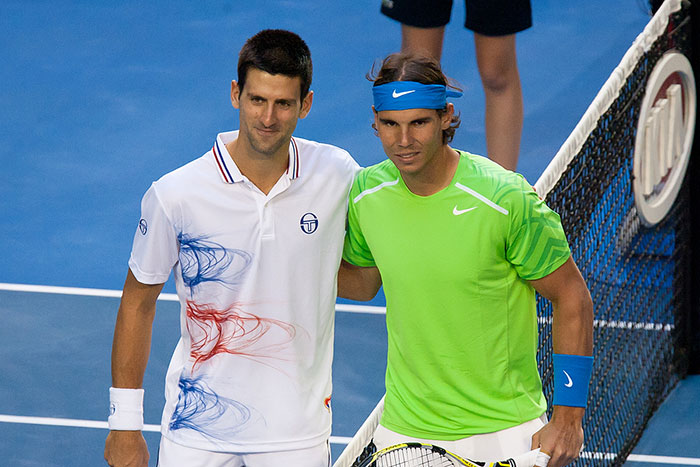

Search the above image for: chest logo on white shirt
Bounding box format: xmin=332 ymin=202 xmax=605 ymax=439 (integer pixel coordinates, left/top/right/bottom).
xmin=300 ymin=212 xmax=318 ymax=234
xmin=138 ymin=218 xmax=148 ymax=235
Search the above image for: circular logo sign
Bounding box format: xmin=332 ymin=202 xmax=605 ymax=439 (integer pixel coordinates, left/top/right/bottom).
xmin=300 ymin=212 xmax=318 ymax=234
xmin=633 ymin=51 xmax=696 ymax=226
xmin=138 ymin=218 xmax=148 ymax=235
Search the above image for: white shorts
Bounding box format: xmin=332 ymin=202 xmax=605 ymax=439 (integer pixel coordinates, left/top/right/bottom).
xmin=373 ymin=414 xmax=548 ymax=461
xmin=156 ymin=435 xmax=331 ymax=467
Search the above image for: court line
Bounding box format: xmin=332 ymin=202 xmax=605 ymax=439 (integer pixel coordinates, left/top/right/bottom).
xmin=0 ymin=282 xmax=387 ymax=315
xmin=579 ymin=451 xmax=700 ymax=465
xmin=0 ymin=414 xmax=352 ymax=444
xmin=578 ymin=452 xmax=700 ymax=465
xmin=0 ymin=283 xmax=125 ymax=299
xmin=0 ymin=414 xmax=157 ymax=431
xmin=625 ymin=454 xmax=700 ymax=465
xmin=0 ymin=414 xmax=698 ymax=464
xmin=0 ymin=283 xmax=679 ymax=328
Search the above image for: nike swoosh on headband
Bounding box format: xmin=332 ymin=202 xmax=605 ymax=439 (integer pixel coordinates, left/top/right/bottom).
xmin=392 ymin=89 xmax=416 ymax=98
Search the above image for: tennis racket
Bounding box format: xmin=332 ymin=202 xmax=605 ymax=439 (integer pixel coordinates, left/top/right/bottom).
xmin=351 ymin=441 xmax=550 ymax=467
xmin=334 ymin=396 xmax=549 ymax=467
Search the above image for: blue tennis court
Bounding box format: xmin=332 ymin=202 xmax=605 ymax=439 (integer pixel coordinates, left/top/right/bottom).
xmin=1 ymin=0 xmax=699 ymax=465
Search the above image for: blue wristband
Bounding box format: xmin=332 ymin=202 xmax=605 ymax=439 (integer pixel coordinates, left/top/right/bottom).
xmin=552 ymin=353 xmax=594 ymax=407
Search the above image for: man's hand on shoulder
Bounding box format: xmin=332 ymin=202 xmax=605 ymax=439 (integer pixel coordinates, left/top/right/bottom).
xmin=104 ymin=430 xmax=149 ymax=467
xmin=531 ymin=406 xmax=585 ymax=467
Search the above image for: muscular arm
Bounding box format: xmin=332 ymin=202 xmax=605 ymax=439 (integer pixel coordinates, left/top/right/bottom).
xmin=104 ymin=270 xmax=164 ymax=467
xmin=337 ymin=259 xmax=382 ymax=301
xmin=528 ymin=256 xmax=594 ymax=467
xmin=111 ymin=269 xmax=164 ymax=387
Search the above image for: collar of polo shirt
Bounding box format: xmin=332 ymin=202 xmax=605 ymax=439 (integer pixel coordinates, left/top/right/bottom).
xmin=212 ymin=131 xmax=300 ymax=184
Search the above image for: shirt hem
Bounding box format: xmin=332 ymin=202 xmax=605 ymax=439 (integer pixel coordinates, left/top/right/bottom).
xmin=379 ymin=408 xmax=547 ymax=441
xmin=520 ymin=250 xmax=571 ymax=281
xmin=341 ymin=252 xmax=376 ymax=268
xmin=159 ymin=426 xmax=332 ymax=453
xmin=128 ymin=259 xmax=170 ymax=285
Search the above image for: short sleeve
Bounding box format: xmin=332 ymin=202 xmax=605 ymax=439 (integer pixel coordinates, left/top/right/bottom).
xmin=506 ymin=177 xmax=571 ymax=280
xmin=128 ymin=183 xmax=179 ymax=284
xmin=342 ymin=175 xmax=376 ymax=267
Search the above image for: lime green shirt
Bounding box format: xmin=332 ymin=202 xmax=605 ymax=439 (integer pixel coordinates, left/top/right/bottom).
xmin=343 ymin=151 xmax=571 ymax=439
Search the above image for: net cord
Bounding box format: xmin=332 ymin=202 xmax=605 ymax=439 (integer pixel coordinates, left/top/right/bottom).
xmin=333 ymin=395 xmax=385 ymax=467
xmin=534 ymin=0 xmax=683 ymax=198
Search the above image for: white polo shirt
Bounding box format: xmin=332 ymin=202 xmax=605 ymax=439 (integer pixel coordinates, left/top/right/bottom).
xmin=128 ymin=130 xmax=359 ymax=452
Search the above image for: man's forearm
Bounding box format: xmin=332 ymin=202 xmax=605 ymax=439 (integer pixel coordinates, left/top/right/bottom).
xmin=111 ymin=271 xmax=163 ymax=388
xmin=337 ymin=260 xmax=381 ymax=301
xmin=111 ymin=307 xmax=155 ymax=388
xmin=551 ymin=282 xmax=593 ymax=357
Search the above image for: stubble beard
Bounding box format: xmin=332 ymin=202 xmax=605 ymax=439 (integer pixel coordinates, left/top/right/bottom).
xmin=249 ymin=133 xmax=289 ymax=158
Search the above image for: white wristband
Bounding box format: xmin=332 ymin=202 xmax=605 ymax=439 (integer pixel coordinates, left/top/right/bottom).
xmin=535 ymin=450 xmax=551 ymax=467
xmin=108 ymin=387 xmax=144 ymax=430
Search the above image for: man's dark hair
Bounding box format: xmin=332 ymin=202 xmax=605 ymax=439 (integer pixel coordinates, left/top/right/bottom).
xmin=368 ymin=52 xmax=461 ymax=144
xmin=237 ymin=29 xmax=313 ymax=100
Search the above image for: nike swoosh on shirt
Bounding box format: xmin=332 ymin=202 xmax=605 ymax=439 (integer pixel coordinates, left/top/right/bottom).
xmin=392 ymin=90 xmax=416 ymax=98
xmin=564 ymin=370 xmax=574 ymax=388
xmin=453 ymin=206 xmax=477 ymax=215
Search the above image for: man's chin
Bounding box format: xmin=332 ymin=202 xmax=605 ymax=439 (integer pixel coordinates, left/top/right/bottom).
xmin=250 ymin=139 xmax=287 ymax=158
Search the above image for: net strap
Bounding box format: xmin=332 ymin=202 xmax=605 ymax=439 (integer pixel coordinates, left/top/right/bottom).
xmin=333 ymin=395 xmax=385 ymax=467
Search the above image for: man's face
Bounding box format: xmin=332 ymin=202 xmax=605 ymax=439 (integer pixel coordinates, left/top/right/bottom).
xmin=232 ymin=68 xmax=312 ymax=158
xmin=374 ymin=107 xmax=451 ymax=178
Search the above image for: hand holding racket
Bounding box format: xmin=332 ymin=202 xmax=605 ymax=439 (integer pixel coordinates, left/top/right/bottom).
xmin=334 ymin=396 xmax=551 ymax=467
xmin=352 ymin=441 xmax=550 ymax=467
xmin=530 ymin=405 xmax=585 ymax=467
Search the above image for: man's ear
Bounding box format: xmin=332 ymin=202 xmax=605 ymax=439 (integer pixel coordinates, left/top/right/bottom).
xmin=299 ymin=90 xmax=314 ymax=119
xmin=441 ymin=103 xmax=455 ymax=130
xmin=372 ymin=106 xmax=379 ymax=136
xmin=231 ymin=80 xmax=241 ymax=109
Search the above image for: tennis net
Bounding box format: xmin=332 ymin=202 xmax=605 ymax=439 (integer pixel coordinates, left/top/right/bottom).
xmin=535 ymin=0 xmax=695 ymax=464
xmin=335 ymin=0 xmax=696 ymax=465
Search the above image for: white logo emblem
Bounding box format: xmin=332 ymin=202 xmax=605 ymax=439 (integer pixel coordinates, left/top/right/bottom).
xmin=563 ymin=370 xmax=574 ymax=388
xmin=633 ymin=52 xmax=696 ymax=226
xmin=392 ymin=89 xmax=416 ymax=98
xmin=453 ymin=206 xmax=477 ymax=216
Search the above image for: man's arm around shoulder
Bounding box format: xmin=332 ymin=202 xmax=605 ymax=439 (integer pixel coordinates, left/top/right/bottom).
xmin=104 ymin=270 xmax=164 ymax=467
xmin=338 ymin=259 xmax=382 ymax=301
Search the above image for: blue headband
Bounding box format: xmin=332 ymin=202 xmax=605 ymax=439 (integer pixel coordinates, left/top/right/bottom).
xmin=372 ymin=81 xmax=462 ymax=111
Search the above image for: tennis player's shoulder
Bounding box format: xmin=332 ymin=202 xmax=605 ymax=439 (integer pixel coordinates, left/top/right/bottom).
xmin=457 ymin=150 xmax=537 ymax=203
xmin=354 ymin=159 xmax=397 ymax=190
xmin=152 ymin=152 xmax=211 ymax=193
xmin=458 ymin=151 xmax=516 ymax=183
xmin=291 ymin=136 xmax=359 ymax=178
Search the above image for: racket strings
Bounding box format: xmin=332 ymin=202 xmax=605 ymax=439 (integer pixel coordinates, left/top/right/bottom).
xmin=370 ymin=446 xmax=463 ymax=466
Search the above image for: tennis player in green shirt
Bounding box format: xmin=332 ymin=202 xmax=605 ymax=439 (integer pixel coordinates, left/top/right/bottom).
xmin=339 ymin=52 xmax=594 ymax=467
